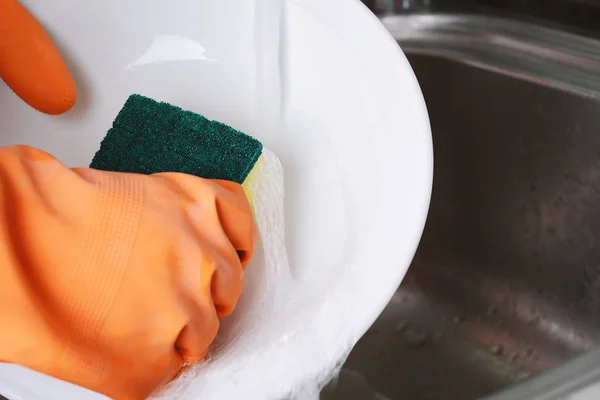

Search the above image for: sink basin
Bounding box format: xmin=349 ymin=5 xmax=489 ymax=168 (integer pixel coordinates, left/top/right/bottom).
xmin=323 ymin=12 xmax=600 ymax=400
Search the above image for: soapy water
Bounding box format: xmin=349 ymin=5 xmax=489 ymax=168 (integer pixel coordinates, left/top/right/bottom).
xmin=153 ymin=149 xmax=348 ymax=400
xmin=153 ymin=148 xmax=290 ymax=399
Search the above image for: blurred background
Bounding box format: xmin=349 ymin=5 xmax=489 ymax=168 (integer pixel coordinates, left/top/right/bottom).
xmin=322 ymin=1 xmax=600 ymax=399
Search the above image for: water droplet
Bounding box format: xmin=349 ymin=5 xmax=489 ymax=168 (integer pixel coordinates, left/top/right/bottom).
xmin=487 ymin=305 xmax=497 ymax=316
xmin=395 ymin=321 xmax=409 ymax=333
xmin=490 ymin=344 xmax=504 ymax=356
xmin=404 ymin=327 xmax=428 ymax=349
xmin=525 ymin=348 xmax=534 ymax=358
xmin=453 ymin=315 xmax=464 ymax=324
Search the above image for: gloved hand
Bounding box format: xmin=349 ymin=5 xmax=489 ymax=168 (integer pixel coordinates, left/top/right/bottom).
xmin=0 ymin=3 xmax=255 ymax=399
xmin=0 ymin=145 xmax=256 ymax=400
xmin=0 ymin=0 xmax=76 ymax=114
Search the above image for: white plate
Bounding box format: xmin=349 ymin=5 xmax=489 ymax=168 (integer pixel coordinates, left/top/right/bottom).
xmin=0 ymin=0 xmax=432 ymax=399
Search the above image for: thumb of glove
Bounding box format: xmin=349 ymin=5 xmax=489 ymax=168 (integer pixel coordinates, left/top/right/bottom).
xmin=0 ymin=0 xmax=76 ymax=115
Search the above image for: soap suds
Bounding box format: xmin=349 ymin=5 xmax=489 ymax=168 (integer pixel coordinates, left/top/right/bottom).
xmin=152 ymin=149 xmax=354 ymax=400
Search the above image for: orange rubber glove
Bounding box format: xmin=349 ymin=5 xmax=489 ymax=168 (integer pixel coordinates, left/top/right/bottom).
xmin=0 ymin=145 xmax=256 ymax=400
xmin=0 ymin=0 xmax=76 ymax=114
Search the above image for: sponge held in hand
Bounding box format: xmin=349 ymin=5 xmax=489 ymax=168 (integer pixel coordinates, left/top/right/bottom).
xmin=90 ymin=94 xmax=263 ymax=185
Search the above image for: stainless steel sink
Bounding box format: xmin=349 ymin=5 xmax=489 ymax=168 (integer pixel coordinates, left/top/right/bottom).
xmin=322 ymin=9 xmax=600 ymax=400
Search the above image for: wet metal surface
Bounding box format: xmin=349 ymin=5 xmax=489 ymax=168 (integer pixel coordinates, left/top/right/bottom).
xmin=366 ymin=0 xmax=600 ymax=37
xmin=323 ymin=11 xmax=600 ymax=400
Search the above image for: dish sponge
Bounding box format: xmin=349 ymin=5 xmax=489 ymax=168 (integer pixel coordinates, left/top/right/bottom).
xmin=90 ymin=94 xmax=265 ymax=207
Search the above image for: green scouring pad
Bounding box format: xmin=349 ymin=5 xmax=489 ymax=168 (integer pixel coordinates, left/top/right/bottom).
xmin=90 ymin=94 xmax=263 ymax=185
